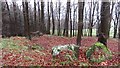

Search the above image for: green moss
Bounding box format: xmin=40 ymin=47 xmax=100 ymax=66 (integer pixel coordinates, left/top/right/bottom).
xmin=86 ymin=42 xmax=112 ymax=63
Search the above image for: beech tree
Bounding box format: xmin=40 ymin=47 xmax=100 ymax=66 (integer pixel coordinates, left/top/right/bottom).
xmin=63 ymin=0 xmax=70 ymax=37
xmin=50 ymin=1 xmax=55 ymax=35
xmin=57 ymin=0 xmax=61 ymax=36
xmin=88 ymin=2 xmax=97 ymax=36
xmin=47 ymin=0 xmax=50 ymax=34
xmin=1 ymin=0 xmax=120 ymax=39
xmin=118 ymin=24 xmax=120 ymax=39
xmin=73 ymin=3 xmax=77 ymax=37
xmin=37 ymin=1 xmax=41 ymax=33
xmin=70 ymin=6 xmax=72 ymax=37
xmin=113 ymin=3 xmax=119 ymax=38
xmin=3 ymin=1 xmax=11 ymax=37
xmin=22 ymin=1 xmax=31 ymax=39
xmin=76 ymin=2 xmax=84 ymax=58
xmin=34 ymin=0 xmax=37 ymax=31
xmin=41 ymin=0 xmax=46 ymax=34
xmin=100 ymin=1 xmax=110 ymax=38
xmin=118 ymin=2 xmax=120 ymax=39
xmin=0 ymin=2 xmax=2 ymax=36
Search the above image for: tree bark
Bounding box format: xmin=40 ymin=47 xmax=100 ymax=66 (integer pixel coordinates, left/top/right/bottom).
xmin=73 ymin=6 xmax=77 ymax=37
xmin=0 ymin=2 xmax=2 ymax=36
xmin=76 ymin=2 xmax=84 ymax=59
xmin=22 ymin=2 xmax=26 ymax=36
xmin=47 ymin=1 xmax=50 ymax=34
xmin=41 ymin=0 xmax=46 ymax=34
xmin=100 ymin=1 xmax=110 ymax=38
xmin=89 ymin=2 xmax=97 ymax=37
xmin=37 ymin=1 xmax=41 ymax=33
xmin=13 ymin=2 xmax=18 ymax=36
xmin=96 ymin=2 xmax=100 ymax=36
xmin=113 ymin=3 xmax=119 ymax=38
xmin=57 ymin=0 xmax=61 ymax=36
xmin=22 ymin=1 xmax=31 ymax=40
xmin=63 ymin=0 xmax=70 ymax=37
xmin=84 ymin=7 xmax=87 ymax=36
xmin=5 ymin=1 xmax=12 ymax=37
xmin=34 ymin=0 xmax=37 ymax=31
xmin=25 ymin=2 xmax=31 ymax=40
xmin=118 ymin=21 xmax=120 ymax=40
xmin=50 ymin=1 xmax=55 ymax=35
xmin=118 ymin=5 xmax=120 ymax=39
xmin=70 ymin=7 xmax=72 ymax=37
xmin=1 ymin=2 xmax=6 ymax=37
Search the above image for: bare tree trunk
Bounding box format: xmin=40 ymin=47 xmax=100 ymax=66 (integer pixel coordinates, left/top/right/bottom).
xmin=89 ymin=2 xmax=97 ymax=36
xmin=13 ymin=2 xmax=18 ymax=36
xmin=22 ymin=1 xmax=31 ymax=39
xmin=50 ymin=1 xmax=55 ymax=35
xmin=2 ymin=2 xmax=6 ymax=37
xmin=34 ymin=0 xmax=37 ymax=31
xmin=73 ymin=6 xmax=77 ymax=37
xmin=0 ymin=2 xmax=2 ymax=36
xmin=57 ymin=0 xmax=61 ymax=36
xmin=22 ymin=2 xmax=26 ymax=36
xmin=113 ymin=3 xmax=119 ymax=38
xmin=100 ymin=1 xmax=110 ymax=38
xmin=63 ymin=0 xmax=70 ymax=37
xmin=18 ymin=6 xmax=24 ymax=36
xmin=88 ymin=2 xmax=92 ymax=36
xmin=5 ymin=1 xmax=12 ymax=37
xmin=108 ymin=2 xmax=114 ymax=37
xmin=118 ymin=3 xmax=120 ymax=39
xmin=113 ymin=19 xmax=118 ymax=38
xmin=37 ymin=1 xmax=41 ymax=33
xmin=76 ymin=2 xmax=84 ymax=59
xmin=84 ymin=7 xmax=87 ymax=36
xmin=25 ymin=2 xmax=31 ymax=40
xmin=29 ymin=7 xmax=34 ymax=32
xmin=70 ymin=7 xmax=72 ymax=37
xmin=41 ymin=0 xmax=46 ymax=34
xmin=113 ymin=15 xmax=119 ymax=38
xmin=47 ymin=1 xmax=51 ymax=34
xmin=118 ymin=20 xmax=120 ymax=40
xmin=96 ymin=2 xmax=100 ymax=36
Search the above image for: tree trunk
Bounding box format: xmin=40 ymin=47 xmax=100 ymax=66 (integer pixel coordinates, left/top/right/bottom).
xmin=1 ymin=2 xmax=6 ymax=37
xmin=70 ymin=7 xmax=72 ymax=37
xmin=25 ymin=2 xmax=31 ymax=40
xmin=41 ymin=0 xmax=46 ymax=34
xmin=63 ymin=0 xmax=70 ymax=37
xmin=84 ymin=7 xmax=87 ymax=36
xmin=50 ymin=1 xmax=55 ymax=35
xmin=34 ymin=0 xmax=37 ymax=31
xmin=22 ymin=1 xmax=31 ymax=40
xmin=118 ymin=21 xmax=120 ymax=40
xmin=46 ymin=1 xmax=50 ymax=34
xmin=89 ymin=2 xmax=96 ymax=37
xmin=13 ymin=2 xmax=18 ymax=36
xmin=96 ymin=2 xmax=100 ymax=36
xmin=100 ymin=1 xmax=110 ymax=38
xmin=0 ymin=2 xmax=2 ymax=36
xmin=118 ymin=6 xmax=120 ymax=39
xmin=73 ymin=6 xmax=77 ymax=37
xmin=5 ymin=1 xmax=12 ymax=37
xmin=76 ymin=2 xmax=84 ymax=59
xmin=38 ymin=1 xmax=41 ymax=33
xmin=57 ymin=0 xmax=61 ymax=36
xmin=22 ymin=2 xmax=26 ymax=36
xmin=88 ymin=2 xmax=92 ymax=36
xmin=113 ymin=4 xmax=119 ymax=38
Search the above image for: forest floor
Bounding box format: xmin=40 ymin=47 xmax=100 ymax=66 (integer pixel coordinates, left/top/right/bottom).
xmin=0 ymin=35 xmax=119 ymax=67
